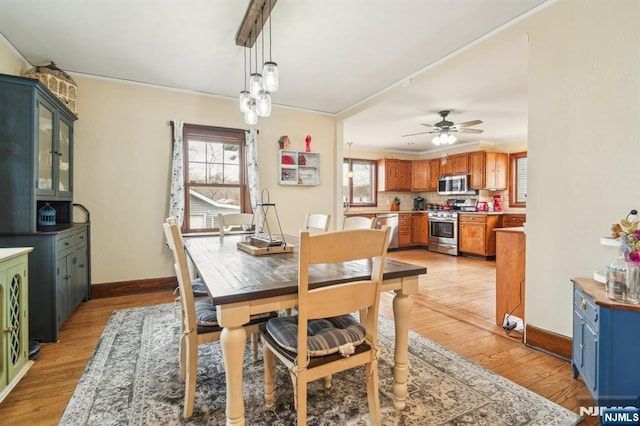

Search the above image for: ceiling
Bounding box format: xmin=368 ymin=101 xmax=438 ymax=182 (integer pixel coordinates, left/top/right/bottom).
xmin=0 ymin=0 xmax=550 ymax=153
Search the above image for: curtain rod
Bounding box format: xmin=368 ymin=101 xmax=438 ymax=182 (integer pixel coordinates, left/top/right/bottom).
xmin=168 ymin=121 xmax=258 ymax=134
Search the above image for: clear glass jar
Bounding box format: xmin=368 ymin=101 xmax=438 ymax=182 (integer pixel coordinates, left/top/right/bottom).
xmin=625 ymin=261 xmax=640 ymax=304
xmin=606 ymin=251 xmax=628 ymax=302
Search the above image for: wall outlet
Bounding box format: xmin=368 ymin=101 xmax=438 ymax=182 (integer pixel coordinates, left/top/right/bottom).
xmin=502 ymin=313 xmax=524 ymax=332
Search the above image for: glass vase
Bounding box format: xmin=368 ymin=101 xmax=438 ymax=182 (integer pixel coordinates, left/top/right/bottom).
xmin=606 ymin=251 xmax=628 ymax=302
xmin=625 ymin=261 xmax=640 ymax=304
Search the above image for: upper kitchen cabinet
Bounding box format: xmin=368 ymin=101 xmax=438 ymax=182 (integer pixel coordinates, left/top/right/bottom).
xmin=378 ymin=158 xmax=411 ymax=191
xmin=411 ymin=160 xmax=429 ymax=191
xmin=0 ymin=74 xmax=77 ymax=233
xmin=442 ymin=153 xmax=469 ymax=175
xmin=428 ymin=159 xmax=441 ymax=191
xmin=469 ymin=151 xmax=508 ymax=190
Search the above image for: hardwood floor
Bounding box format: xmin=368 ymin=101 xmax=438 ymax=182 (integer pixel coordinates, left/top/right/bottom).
xmin=0 ymin=251 xmax=597 ymax=424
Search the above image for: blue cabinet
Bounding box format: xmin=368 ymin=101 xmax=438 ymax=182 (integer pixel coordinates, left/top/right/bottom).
xmin=572 ymin=279 xmax=640 ymax=408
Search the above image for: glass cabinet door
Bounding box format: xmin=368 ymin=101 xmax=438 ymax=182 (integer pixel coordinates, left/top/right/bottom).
xmin=58 ymin=120 xmax=71 ymax=194
xmin=37 ymin=102 xmax=54 ymax=194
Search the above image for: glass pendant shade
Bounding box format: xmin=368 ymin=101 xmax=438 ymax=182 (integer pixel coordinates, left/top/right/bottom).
xmin=249 ymin=73 xmax=263 ymax=98
xmin=239 ymin=90 xmax=251 ymax=113
xmin=262 ymin=62 xmax=279 ymax=92
xmin=432 ymin=135 xmax=442 ymax=146
xmin=256 ymin=91 xmax=272 ymax=117
xmin=244 ymin=104 xmax=258 ymax=125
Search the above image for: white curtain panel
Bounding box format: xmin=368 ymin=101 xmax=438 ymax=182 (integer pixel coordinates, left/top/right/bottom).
xmin=169 ymin=120 xmax=185 ymax=225
xmin=246 ymin=128 xmax=260 ymax=212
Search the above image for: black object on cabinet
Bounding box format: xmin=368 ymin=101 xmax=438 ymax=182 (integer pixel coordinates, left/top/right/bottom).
xmin=0 ymin=73 xmax=89 ymax=342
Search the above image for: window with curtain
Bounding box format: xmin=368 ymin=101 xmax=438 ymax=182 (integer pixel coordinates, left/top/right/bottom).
xmin=509 ymin=151 xmax=527 ymax=207
xmin=182 ymin=124 xmax=249 ymax=233
xmin=343 ymin=158 xmax=377 ymax=207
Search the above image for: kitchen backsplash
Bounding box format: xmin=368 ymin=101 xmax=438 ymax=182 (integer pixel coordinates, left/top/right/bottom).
xmin=351 ymin=189 xmax=525 ymax=212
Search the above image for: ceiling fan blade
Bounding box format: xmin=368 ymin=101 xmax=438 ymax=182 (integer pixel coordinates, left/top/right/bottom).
xmin=402 ymin=130 xmax=436 ymax=137
xmin=419 ymin=123 xmax=435 ymax=128
xmin=455 ymin=128 xmax=484 ymax=134
xmin=453 ymin=119 xmax=483 ymax=128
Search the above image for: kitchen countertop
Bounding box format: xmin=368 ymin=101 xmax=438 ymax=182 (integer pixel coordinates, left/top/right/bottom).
xmin=344 ymin=210 xmax=524 ymax=215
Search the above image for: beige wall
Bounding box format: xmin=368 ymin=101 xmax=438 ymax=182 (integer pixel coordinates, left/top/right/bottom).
xmin=71 ymin=77 xmax=337 ymax=284
xmin=524 ymin=0 xmax=640 ymax=336
xmin=0 ymin=35 xmax=27 ymax=75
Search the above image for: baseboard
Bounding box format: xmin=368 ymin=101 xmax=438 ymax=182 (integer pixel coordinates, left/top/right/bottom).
xmin=524 ymin=324 xmax=572 ymax=360
xmin=91 ymin=277 xmax=177 ymax=298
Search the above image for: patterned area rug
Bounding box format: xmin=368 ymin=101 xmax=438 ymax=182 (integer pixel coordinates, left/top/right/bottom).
xmin=60 ymin=303 xmax=582 ymax=425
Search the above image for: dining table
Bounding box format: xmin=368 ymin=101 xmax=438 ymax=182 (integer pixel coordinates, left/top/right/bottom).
xmin=184 ymin=232 xmax=427 ymax=426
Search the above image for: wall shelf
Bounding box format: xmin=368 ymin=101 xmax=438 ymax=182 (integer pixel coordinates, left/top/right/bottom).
xmin=278 ymin=150 xmax=320 ymax=186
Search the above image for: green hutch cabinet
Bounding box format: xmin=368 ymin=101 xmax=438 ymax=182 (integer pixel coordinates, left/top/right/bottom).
xmin=0 ymin=73 xmax=90 ymax=342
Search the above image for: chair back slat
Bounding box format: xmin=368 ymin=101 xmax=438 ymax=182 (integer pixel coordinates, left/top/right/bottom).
xmin=163 ymin=218 xmax=197 ymax=329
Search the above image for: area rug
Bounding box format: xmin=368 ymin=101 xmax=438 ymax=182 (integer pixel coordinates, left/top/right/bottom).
xmin=60 ymin=303 xmax=582 ymax=425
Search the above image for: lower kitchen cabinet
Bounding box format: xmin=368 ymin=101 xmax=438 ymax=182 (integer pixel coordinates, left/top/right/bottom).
xmin=398 ymin=213 xmax=412 ymax=247
xmin=0 ymin=248 xmax=33 ymax=403
xmin=0 ymin=224 xmax=89 ymax=342
xmin=571 ymin=278 xmax=640 ymax=408
xmin=411 ymin=213 xmax=428 ymax=246
xmin=459 ymin=214 xmax=500 ymax=257
xmin=502 ymin=213 xmax=526 ymax=227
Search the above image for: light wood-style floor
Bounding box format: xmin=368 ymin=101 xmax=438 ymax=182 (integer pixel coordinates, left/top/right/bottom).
xmin=0 ymin=250 xmax=597 ymax=425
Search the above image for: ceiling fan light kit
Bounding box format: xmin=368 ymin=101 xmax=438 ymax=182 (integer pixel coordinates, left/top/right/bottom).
xmin=236 ymin=0 xmax=279 ymax=126
xmin=402 ymin=110 xmax=483 ymax=147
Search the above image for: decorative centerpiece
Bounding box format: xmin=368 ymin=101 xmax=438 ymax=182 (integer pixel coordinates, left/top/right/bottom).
xmin=607 ymin=209 xmax=639 ymax=304
xmin=24 ymin=62 xmax=78 ymax=115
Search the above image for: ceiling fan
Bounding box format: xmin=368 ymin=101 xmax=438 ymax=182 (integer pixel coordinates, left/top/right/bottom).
xmin=403 ymin=110 xmax=483 ymax=146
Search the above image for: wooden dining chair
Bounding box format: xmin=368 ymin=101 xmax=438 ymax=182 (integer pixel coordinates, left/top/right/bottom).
xmin=259 ymin=226 xmax=391 ymax=425
xmin=303 ymin=213 xmax=331 ymax=234
xmin=218 ymin=212 xmax=254 ymax=237
xmin=342 ymin=215 xmax=376 ymax=230
xmin=163 ymin=217 xmax=275 ymax=419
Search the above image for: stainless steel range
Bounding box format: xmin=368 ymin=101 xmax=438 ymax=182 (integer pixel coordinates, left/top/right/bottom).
xmin=428 ymin=210 xmax=459 ymax=255
xmin=427 ymin=198 xmax=477 ymax=256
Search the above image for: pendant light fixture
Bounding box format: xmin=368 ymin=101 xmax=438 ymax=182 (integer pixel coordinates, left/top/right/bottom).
xmin=346 ymin=142 xmax=354 ymax=178
xmin=262 ymin=0 xmax=278 ymax=92
xmin=239 ymin=45 xmax=250 ymax=113
xmin=236 ymin=0 xmax=279 ymax=125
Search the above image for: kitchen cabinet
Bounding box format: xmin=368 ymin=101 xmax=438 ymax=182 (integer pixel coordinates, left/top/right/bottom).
xmin=469 ymin=151 xmax=508 ymax=190
xmin=495 ymin=228 xmax=525 ymax=331
xmin=278 ymin=150 xmax=320 ymax=186
xmin=378 ymin=159 xmax=411 ymax=191
xmin=398 ymin=213 xmax=412 ymax=247
xmin=428 ymin=159 xmax=441 ymax=191
xmin=442 ymin=153 xmax=469 ymax=175
xmin=502 ymin=213 xmax=526 ymax=228
xmin=458 ymin=213 xmax=500 ymax=257
xmin=410 ymin=160 xmax=429 ymax=192
xmin=411 ymin=213 xmax=428 ymax=246
xmin=571 ymin=278 xmax=640 ymax=407
xmin=0 ymin=248 xmax=33 ymax=403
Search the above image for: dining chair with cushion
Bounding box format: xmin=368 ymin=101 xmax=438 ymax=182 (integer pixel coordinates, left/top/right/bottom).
xmin=163 ymin=217 xmax=276 ymax=419
xmin=259 ymin=226 xmax=391 ymax=425
xmin=218 ymin=212 xmax=254 ymax=237
xmin=303 ymin=213 xmax=331 ymax=234
xmin=342 ymin=215 xmax=376 ymax=230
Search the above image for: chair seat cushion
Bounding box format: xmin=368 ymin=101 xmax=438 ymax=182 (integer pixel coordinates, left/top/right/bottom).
xmin=191 ymin=277 xmax=208 ymax=297
xmin=265 ymin=315 xmax=366 ymax=357
xmin=194 ymin=299 xmax=278 ymax=334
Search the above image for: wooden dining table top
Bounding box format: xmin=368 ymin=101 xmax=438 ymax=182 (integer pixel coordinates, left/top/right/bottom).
xmin=184 ymin=233 xmax=427 ymax=305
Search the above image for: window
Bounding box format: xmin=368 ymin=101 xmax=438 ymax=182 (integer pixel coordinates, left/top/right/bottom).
xmin=182 ymin=124 xmax=249 ymax=233
xmin=343 ymin=158 xmax=377 ymax=207
xmin=509 ymin=151 xmax=527 ymax=208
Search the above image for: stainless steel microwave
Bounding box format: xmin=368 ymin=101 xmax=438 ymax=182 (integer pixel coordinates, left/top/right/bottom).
xmin=437 ymin=175 xmax=477 ymax=195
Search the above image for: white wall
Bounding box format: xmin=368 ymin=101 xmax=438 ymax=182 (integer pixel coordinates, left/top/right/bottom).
xmin=525 ymin=0 xmax=640 ymax=336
